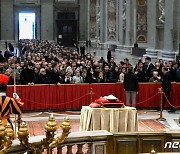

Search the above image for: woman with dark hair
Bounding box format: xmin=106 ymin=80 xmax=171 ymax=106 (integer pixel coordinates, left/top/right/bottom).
xmin=0 ymin=74 xmax=22 ymax=126
xmin=84 ymin=68 xmax=96 ymax=83
xmin=110 ymin=66 xmax=120 ymax=82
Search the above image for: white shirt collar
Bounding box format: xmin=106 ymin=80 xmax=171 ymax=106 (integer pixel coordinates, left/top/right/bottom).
xmin=0 ymin=92 xmax=6 ymax=96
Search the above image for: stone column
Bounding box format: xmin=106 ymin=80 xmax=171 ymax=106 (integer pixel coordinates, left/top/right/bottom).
xmin=161 ymin=0 xmax=176 ymax=60
xmin=79 ymin=0 xmax=87 ymax=41
xmin=87 ymin=0 xmax=90 ymax=41
xmin=144 ymin=0 xmax=158 ymax=59
xmin=96 ymin=0 xmax=100 ymax=39
xmin=41 ymin=0 xmax=54 ymax=41
xmin=100 ymin=0 xmax=105 ymax=42
xmin=104 ymin=0 xmax=108 ymax=42
xmin=118 ymin=0 xmax=124 ymax=45
xmin=125 ymin=0 xmax=131 ymax=46
xmin=1 ymin=0 xmax=14 ymax=41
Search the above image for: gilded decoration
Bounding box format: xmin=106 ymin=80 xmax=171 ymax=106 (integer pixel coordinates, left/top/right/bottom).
xmin=18 ymin=115 xmax=71 ymax=154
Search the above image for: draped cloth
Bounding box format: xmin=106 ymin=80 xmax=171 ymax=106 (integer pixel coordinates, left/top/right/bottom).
xmin=6 ymin=83 xmax=180 ymax=111
xmin=80 ymin=106 xmax=138 ymax=132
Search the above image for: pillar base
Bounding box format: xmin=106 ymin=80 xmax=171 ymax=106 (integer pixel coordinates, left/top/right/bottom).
xmin=115 ymin=45 xmax=133 ymax=53
xmin=143 ymin=48 xmax=158 ymax=62
xmin=158 ymin=50 xmax=176 ymax=61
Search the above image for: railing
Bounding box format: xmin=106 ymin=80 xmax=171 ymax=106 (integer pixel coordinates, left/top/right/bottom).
xmin=0 ymin=114 xmax=71 ymax=154
xmin=5 ymin=130 xmax=180 ymax=154
xmin=7 ymin=130 xmax=111 ymax=154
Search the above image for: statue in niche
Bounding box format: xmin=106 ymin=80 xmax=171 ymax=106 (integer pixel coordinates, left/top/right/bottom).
xmin=159 ymin=0 xmax=165 ymax=24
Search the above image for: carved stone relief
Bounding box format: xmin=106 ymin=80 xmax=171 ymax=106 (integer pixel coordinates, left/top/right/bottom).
xmin=122 ymin=0 xmax=126 ymax=30
xmin=158 ymin=0 xmax=165 ymax=24
xmin=89 ymin=0 xmax=96 ymax=39
xmin=107 ymin=0 xmax=116 ymax=41
xmin=136 ymin=0 xmax=147 ymax=43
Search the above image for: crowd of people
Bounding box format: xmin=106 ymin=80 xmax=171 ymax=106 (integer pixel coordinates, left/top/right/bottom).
xmin=0 ymin=39 xmax=180 ymax=86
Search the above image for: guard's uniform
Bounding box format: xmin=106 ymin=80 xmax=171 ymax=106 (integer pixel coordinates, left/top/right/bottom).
xmin=0 ymin=94 xmax=22 ymax=126
xmin=0 ymin=74 xmax=23 ymax=126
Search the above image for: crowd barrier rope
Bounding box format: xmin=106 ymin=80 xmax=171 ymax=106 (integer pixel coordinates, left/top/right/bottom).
xmin=21 ymin=92 xmax=160 ymax=107
xmin=164 ymin=93 xmax=180 ymax=109
xmin=21 ymin=93 xmax=89 ymax=106
xmin=135 ymin=93 xmax=159 ymax=105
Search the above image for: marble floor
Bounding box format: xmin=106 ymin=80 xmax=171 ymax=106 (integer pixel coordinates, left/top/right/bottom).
xmin=87 ymin=47 xmax=141 ymax=67
xmin=10 ymin=109 xmax=180 ymax=137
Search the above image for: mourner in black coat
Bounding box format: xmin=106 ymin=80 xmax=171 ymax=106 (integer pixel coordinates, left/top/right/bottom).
xmin=49 ymin=63 xmax=61 ymax=84
xmin=143 ymin=57 xmax=154 ymax=81
xmin=123 ymin=67 xmax=138 ymax=106
xmin=123 ymin=68 xmax=138 ymax=92
xmin=161 ymin=67 xmax=175 ymax=112
xmin=20 ymin=62 xmax=35 ymax=85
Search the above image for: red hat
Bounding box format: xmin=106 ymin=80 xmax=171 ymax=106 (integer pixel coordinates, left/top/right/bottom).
xmin=0 ymin=74 xmax=9 ymax=85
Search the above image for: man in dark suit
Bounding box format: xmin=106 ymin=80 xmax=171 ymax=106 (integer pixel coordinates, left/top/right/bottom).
xmin=143 ymin=57 xmax=154 ymax=82
xmin=49 ymin=62 xmax=61 ymax=85
xmin=161 ymin=67 xmax=175 ymax=112
xmin=20 ymin=62 xmax=35 ymax=85
xmin=107 ymin=48 xmax=111 ymax=63
xmin=135 ymin=61 xmax=146 ymax=82
xmin=80 ymin=44 xmax=85 ymax=57
xmin=123 ymin=67 xmax=138 ymax=107
xmin=0 ymin=51 xmax=4 ymax=63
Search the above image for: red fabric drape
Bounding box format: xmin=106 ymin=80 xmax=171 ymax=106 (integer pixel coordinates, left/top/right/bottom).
xmin=6 ymin=83 xmax=180 ymax=111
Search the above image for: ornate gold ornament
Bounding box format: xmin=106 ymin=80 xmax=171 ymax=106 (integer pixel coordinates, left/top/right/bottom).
xmin=18 ymin=114 xmax=71 ymax=154
xmin=0 ymin=121 xmax=14 ymax=154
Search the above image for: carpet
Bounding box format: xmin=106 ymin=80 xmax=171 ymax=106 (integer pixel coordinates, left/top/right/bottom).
xmin=26 ymin=119 xmax=166 ymax=136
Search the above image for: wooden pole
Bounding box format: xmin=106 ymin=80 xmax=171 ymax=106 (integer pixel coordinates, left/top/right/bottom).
xmin=13 ymin=57 xmax=17 ymax=139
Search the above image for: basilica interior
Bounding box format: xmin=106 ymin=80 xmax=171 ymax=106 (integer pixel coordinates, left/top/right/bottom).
xmin=0 ymin=0 xmax=180 ymax=154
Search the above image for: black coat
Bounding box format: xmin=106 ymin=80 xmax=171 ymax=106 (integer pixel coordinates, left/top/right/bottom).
xmin=0 ymin=54 xmax=4 ymax=63
xmin=49 ymin=70 xmax=60 ymax=84
xmin=110 ymin=71 xmax=119 ymax=82
xmin=123 ymin=72 xmax=138 ymax=91
xmin=136 ymin=69 xmax=146 ymax=82
xmin=107 ymin=50 xmax=111 ymax=62
xmin=143 ymin=63 xmax=154 ymax=81
xmin=20 ymin=68 xmax=35 ymax=84
xmin=162 ymin=72 xmax=172 ymax=93
xmin=40 ymin=74 xmax=50 ymax=84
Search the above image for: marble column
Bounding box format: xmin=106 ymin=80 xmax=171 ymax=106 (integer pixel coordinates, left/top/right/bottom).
xmin=144 ymin=0 xmax=158 ymax=59
xmin=118 ymin=0 xmax=124 ymax=45
xmin=125 ymin=0 xmax=131 ymax=46
xmin=107 ymin=0 xmax=117 ymax=42
xmin=1 ymin=0 xmax=14 ymax=41
xmin=161 ymin=0 xmax=176 ymax=60
xmin=100 ymin=0 xmax=105 ymax=42
xmin=41 ymin=0 xmax=54 ymax=41
xmin=89 ymin=0 xmax=97 ymax=40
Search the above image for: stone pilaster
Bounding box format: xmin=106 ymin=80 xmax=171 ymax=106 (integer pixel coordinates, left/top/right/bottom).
xmin=118 ymin=0 xmax=124 ymax=45
xmin=107 ymin=0 xmax=117 ymax=42
xmin=41 ymin=0 xmax=54 ymax=41
xmin=160 ymin=0 xmax=176 ymax=61
xmin=125 ymin=0 xmax=131 ymax=46
xmin=1 ymin=0 xmax=14 ymax=41
xmin=144 ymin=0 xmax=158 ymax=59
